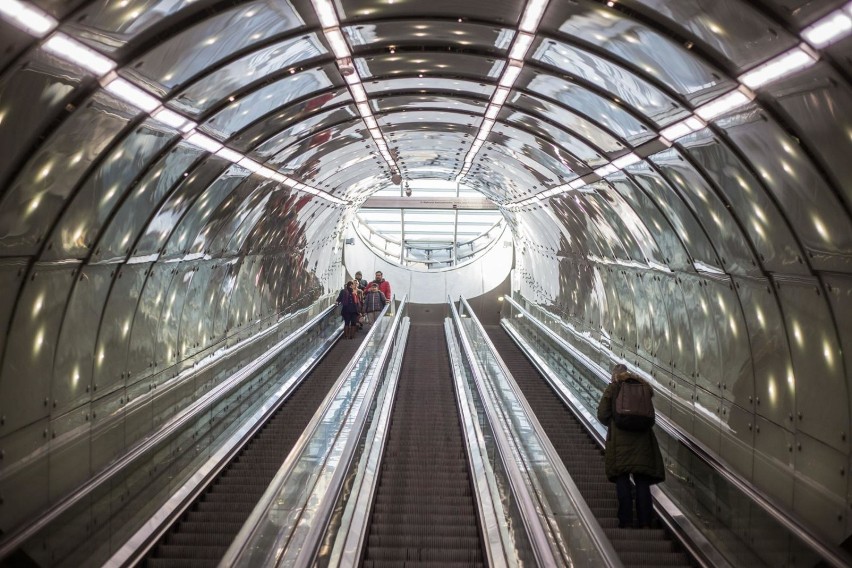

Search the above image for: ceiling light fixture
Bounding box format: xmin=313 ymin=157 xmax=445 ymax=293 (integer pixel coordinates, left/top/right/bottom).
xmin=0 ymin=0 xmax=56 ymax=35
xmin=695 ymin=87 xmax=753 ymax=120
xmin=43 ymin=33 xmax=116 ymax=76
xmin=104 ymin=77 xmax=160 ymax=112
xmin=802 ymin=7 xmax=852 ymax=48
xmin=738 ymin=45 xmax=818 ymax=89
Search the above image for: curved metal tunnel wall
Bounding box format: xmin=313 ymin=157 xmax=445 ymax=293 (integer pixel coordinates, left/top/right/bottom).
xmin=0 ymin=0 xmax=850 ymax=556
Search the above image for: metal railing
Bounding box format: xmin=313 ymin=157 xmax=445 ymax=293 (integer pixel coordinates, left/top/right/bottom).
xmin=501 ymin=294 xmax=852 ymax=568
xmin=449 ymin=296 xmax=622 ymax=568
xmin=221 ymin=297 xmax=407 ymax=567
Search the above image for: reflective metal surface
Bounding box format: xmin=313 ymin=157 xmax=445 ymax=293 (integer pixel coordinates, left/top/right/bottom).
xmin=1 ymin=0 xmax=851 ymax=563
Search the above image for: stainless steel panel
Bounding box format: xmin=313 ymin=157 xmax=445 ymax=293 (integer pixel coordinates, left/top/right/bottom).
xmin=52 ymin=265 xmax=113 ymax=416
xmin=718 ymin=104 xmax=852 ymax=273
xmin=766 ymin=64 xmax=852 ymax=213
xmin=502 ymin=110 xmax=606 ymax=166
xmin=338 ymin=0 xmax=523 ymax=22
xmin=678 ymin=127 xmax=807 ymax=275
xmin=343 ymin=19 xmax=513 ymax=50
xmin=177 ymin=260 xmax=216 ymax=357
xmin=620 ymin=0 xmax=799 ymax=70
xmin=719 ymin=398 xmax=755 ymax=481
xmin=694 ymin=387 xmax=722 ymax=455
xmin=120 ymin=0 xmax=307 ymax=97
xmin=0 ymin=50 xmax=82 ymax=195
xmin=48 ymin=405 xmax=91 ymax=502
xmin=0 ymin=259 xmax=26 ymax=370
xmin=250 ymin=106 xmax=359 ymax=159
xmin=607 ymin=175 xmax=690 ymax=270
xmin=200 ymin=66 xmax=339 ymax=140
xmin=756 ymin=0 xmax=844 ymax=26
xmin=534 ymin=38 xmax=689 ymax=126
xmin=155 ymin=261 xmax=196 ymax=369
xmin=212 ymin=260 xmax=239 ymax=340
xmin=134 ymin=158 xmax=230 ymax=256
xmin=525 ymin=74 xmax=655 ymax=145
xmin=90 ymin=388 xmax=127 ymax=473
xmin=773 ymin=275 xmax=849 ymax=453
xmin=170 ymin=33 xmax=328 ymax=118
xmin=127 ymin=263 xmax=172 ymax=382
xmin=753 ymin=415 xmax=795 ymax=510
xmin=123 ymin=379 xmax=153 ymax=449
xmin=92 ymin=142 xmax=204 ymax=263
xmin=660 ymin=275 xmax=696 ymax=384
xmin=627 ymin=161 xmax=721 ymax=269
xmin=0 ymin=265 xmax=75 ymax=435
xmin=650 ymin=149 xmax=758 ymax=276
xmin=360 ymin=51 xmax=503 ymax=80
xmin=679 ymin=274 xmax=722 ymax=397
xmin=94 ymin=263 xmax=151 ymax=393
xmin=0 ymin=92 xmax=135 ymax=257
xmin=546 ymin=0 xmax=735 ymax=104
xmin=733 ymin=277 xmax=792 ymax=427
xmin=43 ymin=122 xmax=177 ymax=262
xmin=164 ymin=167 xmax=248 ymax=256
xmin=0 ymin=418 xmax=49 ymax=531
xmin=793 ymin=432 xmax=848 ymax=542
xmin=704 ymin=278 xmax=753 ymax=405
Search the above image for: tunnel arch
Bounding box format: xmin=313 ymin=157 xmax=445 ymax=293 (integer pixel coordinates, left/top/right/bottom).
xmin=0 ymin=0 xmax=850 ymax=553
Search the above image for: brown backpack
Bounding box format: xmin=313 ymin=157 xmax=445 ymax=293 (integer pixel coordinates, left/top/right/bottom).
xmin=613 ymin=378 xmax=655 ymax=431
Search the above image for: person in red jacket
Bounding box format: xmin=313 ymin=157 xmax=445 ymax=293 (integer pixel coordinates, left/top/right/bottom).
xmin=372 ymin=271 xmax=391 ymax=301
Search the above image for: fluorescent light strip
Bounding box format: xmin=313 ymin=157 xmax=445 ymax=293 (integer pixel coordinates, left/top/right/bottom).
xmin=152 ymin=107 xmax=196 ymax=133
xmin=0 ymin=0 xmax=56 ymax=35
xmin=695 ymin=88 xmax=752 ymax=120
xmin=216 ymin=147 xmax=243 ymax=163
xmin=186 ymin=132 xmax=223 ymax=153
xmin=324 ymin=27 xmax=350 ymax=59
xmin=739 ymin=45 xmax=818 ymax=89
xmin=43 ymin=33 xmax=115 ymax=76
xmin=612 ymin=152 xmax=640 ymax=169
xmin=519 ymin=0 xmax=548 ymax=32
xmin=509 ymin=32 xmax=534 ymax=60
xmin=312 ymin=0 xmax=338 ymax=28
xmin=104 ymin=77 xmax=160 ymax=112
xmin=803 ymin=8 xmax=852 ymax=48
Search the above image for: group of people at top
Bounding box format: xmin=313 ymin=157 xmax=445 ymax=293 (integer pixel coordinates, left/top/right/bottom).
xmin=336 ymin=271 xmax=392 ymax=339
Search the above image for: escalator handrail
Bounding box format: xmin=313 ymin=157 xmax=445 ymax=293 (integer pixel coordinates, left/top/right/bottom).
xmin=220 ymin=296 xmax=405 ymax=567
xmin=448 ymin=299 xmax=561 ymax=568
xmin=0 ymin=297 xmax=337 ymax=562
xmin=456 ymin=297 xmax=623 ymax=568
xmin=292 ymin=297 xmax=410 ymax=568
xmin=502 ymin=294 xmax=852 ymax=568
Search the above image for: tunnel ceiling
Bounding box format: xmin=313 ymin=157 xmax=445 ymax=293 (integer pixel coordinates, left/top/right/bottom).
xmin=1 ymin=0 xmax=849 ymax=210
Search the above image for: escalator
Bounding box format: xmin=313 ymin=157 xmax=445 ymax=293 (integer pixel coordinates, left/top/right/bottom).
xmin=484 ymin=325 xmax=692 ymax=568
xmin=360 ymin=323 xmax=485 ymax=567
xmin=144 ymin=330 xmax=366 ymax=568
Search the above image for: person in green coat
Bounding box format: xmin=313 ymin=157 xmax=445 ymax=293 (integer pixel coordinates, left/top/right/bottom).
xmin=597 ymin=364 xmax=666 ymax=528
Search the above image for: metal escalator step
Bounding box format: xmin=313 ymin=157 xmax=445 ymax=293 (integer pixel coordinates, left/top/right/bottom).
xmin=360 ymin=324 xmax=484 ymax=566
xmin=144 ymin=334 xmax=365 ymax=566
xmin=485 ymin=325 xmax=693 ymax=568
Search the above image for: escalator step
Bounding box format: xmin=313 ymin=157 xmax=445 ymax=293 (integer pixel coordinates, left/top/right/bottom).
xmin=485 ymin=325 xmax=693 ymax=568
xmin=361 ymin=324 xmax=484 ymax=566
xmin=144 ymin=333 xmax=365 ymax=566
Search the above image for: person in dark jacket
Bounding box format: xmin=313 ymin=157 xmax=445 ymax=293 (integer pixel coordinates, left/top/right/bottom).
xmin=354 ymin=271 xmax=368 ymax=290
xmin=597 ymin=363 xmax=665 ymax=528
xmin=336 ymin=281 xmax=359 ymax=339
xmin=362 ymin=282 xmax=386 ymax=324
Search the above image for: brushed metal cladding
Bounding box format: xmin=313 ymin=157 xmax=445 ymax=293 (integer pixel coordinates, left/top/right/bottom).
xmin=773 ymin=275 xmax=848 ymax=453
xmin=42 ymin=122 xmax=177 ymax=262
xmin=765 ymin=64 xmax=852 ymax=212
xmin=0 ymin=21 xmax=32 ymax=72
xmin=677 ymin=127 xmax=807 ymax=275
xmin=545 ymin=0 xmax=736 ymax=105
xmin=0 ymin=51 xmax=83 ymax=194
xmin=0 ymin=92 xmax=136 ymax=257
xmin=717 ymin=104 xmax=852 ymax=272
xmin=0 ymin=265 xmax=76 ymax=434
xmin=51 ymin=265 xmax=113 ymax=416
xmin=0 ymin=418 xmax=51 ymax=530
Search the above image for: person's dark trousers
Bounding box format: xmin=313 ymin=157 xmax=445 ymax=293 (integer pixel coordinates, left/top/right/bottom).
xmin=615 ymin=473 xmax=653 ymax=528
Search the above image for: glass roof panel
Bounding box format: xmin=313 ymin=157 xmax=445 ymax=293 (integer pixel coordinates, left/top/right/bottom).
xmin=200 ymin=66 xmax=338 ymax=139
xmin=546 ymin=2 xmax=735 ymax=105
xmin=119 ymin=1 xmax=306 ymax=96
xmin=532 ymin=38 xmax=689 ymax=126
xmin=168 ymin=34 xmax=328 ymax=118
xmin=343 ymin=21 xmax=514 ymax=52
xmin=525 ymin=74 xmax=655 ymax=145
